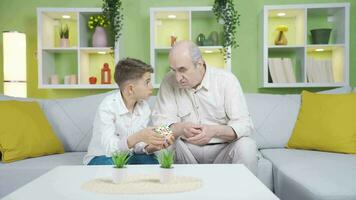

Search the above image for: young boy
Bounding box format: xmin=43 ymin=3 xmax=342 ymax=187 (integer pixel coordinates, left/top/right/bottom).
xmin=83 ymin=58 xmax=173 ymax=165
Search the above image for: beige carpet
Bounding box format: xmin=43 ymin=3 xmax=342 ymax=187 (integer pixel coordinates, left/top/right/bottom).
xmin=82 ymin=174 xmax=202 ymax=194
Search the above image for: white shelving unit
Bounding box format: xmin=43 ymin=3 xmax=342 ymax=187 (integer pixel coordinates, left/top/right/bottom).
xmin=37 ymin=8 xmax=119 ymax=89
xmin=262 ymin=3 xmax=349 ymax=88
xmin=150 ymin=7 xmax=231 ymax=88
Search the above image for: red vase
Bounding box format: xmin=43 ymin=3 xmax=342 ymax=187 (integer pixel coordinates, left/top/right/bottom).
xmin=101 ymin=63 xmax=111 ymax=84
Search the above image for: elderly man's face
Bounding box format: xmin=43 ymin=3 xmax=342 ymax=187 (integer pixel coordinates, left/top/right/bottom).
xmin=169 ymin=51 xmax=204 ymax=89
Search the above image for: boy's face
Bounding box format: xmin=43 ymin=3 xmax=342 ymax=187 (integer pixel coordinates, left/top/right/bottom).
xmin=132 ymin=72 xmax=153 ymax=100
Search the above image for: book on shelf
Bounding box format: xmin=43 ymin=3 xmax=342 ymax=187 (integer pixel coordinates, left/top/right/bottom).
xmin=268 ymin=58 xmax=296 ymax=83
xmin=306 ymin=58 xmax=334 ymax=83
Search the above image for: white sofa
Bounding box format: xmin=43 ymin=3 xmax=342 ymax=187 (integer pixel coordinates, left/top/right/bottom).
xmin=1 ymin=87 xmax=356 ymax=199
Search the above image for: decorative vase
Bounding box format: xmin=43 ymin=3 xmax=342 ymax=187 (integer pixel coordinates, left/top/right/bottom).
xmin=60 ymin=38 xmax=69 ymax=48
xmin=196 ymin=33 xmax=205 ymax=46
xmin=274 ymin=30 xmax=288 ymax=45
xmin=112 ymin=167 xmax=127 ymax=184
xmin=209 ymin=31 xmax=219 ymax=46
xmin=202 ymin=39 xmax=214 ymax=46
xmin=310 ymin=28 xmax=332 ymax=44
xmin=160 ymin=167 xmax=174 ymax=184
xmin=92 ymin=26 xmax=107 ymax=47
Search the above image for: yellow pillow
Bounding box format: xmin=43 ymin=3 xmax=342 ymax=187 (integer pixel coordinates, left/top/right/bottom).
xmin=0 ymin=101 xmax=64 ymax=162
xmin=286 ymin=91 xmax=356 ymax=154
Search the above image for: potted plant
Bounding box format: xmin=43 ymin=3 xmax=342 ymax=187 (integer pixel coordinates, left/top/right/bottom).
xmin=59 ymin=24 xmax=69 ymax=47
xmin=102 ymin=0 xmax=124 ymax=43
xmin=88 ymin=15 xmax=109 ymax=47
xmin=156 ymin=149 xmax=175 ymax=184
xmin=212 ymin=0 xmax=240 ymax=60
xmin=111 ymin=151 xmax=131 ymax=184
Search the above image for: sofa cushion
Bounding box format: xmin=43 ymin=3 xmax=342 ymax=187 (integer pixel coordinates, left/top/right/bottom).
xmin=246 ymin=86 xmax=352 ymax=149
xmin=0 ymin=152 xmax=85 ymax=198
xmin=261 ymin=148 xmax=356 ymax=200
xmin=0 ymin=101 xmax=64 ymax=162
xmin=287 ymin=91 xmax=356 ymax=154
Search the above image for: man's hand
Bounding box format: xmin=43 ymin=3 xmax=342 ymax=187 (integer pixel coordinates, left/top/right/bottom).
xmin=182 ymin=123 xmax=203 ymax=138
xmin=186 ymin=125 xmax=216 ymax=145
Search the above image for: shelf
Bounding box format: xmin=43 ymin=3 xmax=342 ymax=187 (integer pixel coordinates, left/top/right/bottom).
xmin=307 ymin=7 xmax=346 ymax=45
xmin=40 ymin=84 xmax=117 ymax=89
xmin=79 ymin=49 xmax=115 ymax=85
xmin=267 ymin=8 xmax=305 ymax=46
xmin=42 ymin=47 xmax=78 ymax=52
xmin=191 ymin=10 xmax=223 ymax=46
xmin=40 ymin=11 xmax=78 ymax=48
xmin=78 ymin=12 xmax=115 ymax=48
xmin=38 ymin=8 xmax=119 ymax=89
xmin=262 ymin=3 xmax=349 ymax=88
xmin=306 ymin=46 xmax=344 ymax=83
xmin=268 ymin=47 xmax=305 ymax=83
xmin=41 ymin=50 xmax=78 ymax=85
xmin=153 ymin=11 xmax=189 ymax=48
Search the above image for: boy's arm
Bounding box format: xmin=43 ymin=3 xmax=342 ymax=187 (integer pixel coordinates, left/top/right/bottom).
xmin=95 ymin=105 xmax=132 ymax=156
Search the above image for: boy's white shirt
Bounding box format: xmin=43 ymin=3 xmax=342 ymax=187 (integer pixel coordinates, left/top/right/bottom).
xmin=83 ymin=91 xmax=150 ymax=165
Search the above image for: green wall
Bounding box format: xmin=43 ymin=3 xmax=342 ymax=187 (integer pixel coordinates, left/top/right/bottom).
xmin=0 ymin=0 xmax=355 ymax=99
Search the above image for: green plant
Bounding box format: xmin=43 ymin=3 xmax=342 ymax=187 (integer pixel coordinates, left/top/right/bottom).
xmin=59 ymin=24 xmax=69 ymax=39
xmin=212 ymin=0 xmax=241 ymax=60
xmin=87 ymin=15 xmax=109 ymax=30
xmin=102 ymin=0 xmax=124 ymax=42
xmin=112 ymin=151 xmax=131 ymax=168
xmin=156 ymin=149 xmax=174 ymax=169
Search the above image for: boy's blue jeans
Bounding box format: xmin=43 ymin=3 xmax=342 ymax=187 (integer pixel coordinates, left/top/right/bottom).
xmin=88 ymin=154 xmax=158 ymax=165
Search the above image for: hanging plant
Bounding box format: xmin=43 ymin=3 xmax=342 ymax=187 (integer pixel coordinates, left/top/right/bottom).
xmin=212 ymin=0 xmax=240 ymax=61
xmin=102 ymin=0 xmax=124 ymax=43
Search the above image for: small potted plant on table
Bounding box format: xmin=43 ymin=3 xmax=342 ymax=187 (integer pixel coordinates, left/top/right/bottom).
xmin=111 ymin=151 xmax=131 ymax=184
xmin=156 ymin=149 xmax=175 ymax=184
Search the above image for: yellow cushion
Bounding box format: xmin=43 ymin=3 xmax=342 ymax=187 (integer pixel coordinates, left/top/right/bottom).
xmin=286 ymin=91 xmax=356 ymax=154
xmin=0 ymin=101 xmax=64 ymax=162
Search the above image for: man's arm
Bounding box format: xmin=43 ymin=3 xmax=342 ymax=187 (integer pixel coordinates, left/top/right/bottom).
xmin=224 ymin=74 xmax=254 ymax=139
xmin=187 ymin=74 xmax=252 ymax=145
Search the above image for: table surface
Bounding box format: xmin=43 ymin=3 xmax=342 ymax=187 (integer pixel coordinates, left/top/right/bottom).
xmin=3 ymin=164 xmax=279 ymax=200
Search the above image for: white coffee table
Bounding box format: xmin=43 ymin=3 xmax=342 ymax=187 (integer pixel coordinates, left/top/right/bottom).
xmin=2 ymin=164 xmax=279 ymax=200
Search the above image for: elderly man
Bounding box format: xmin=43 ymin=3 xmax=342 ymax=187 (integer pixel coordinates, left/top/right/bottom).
xmin=152 ymin=41 xmax=257 ymax=174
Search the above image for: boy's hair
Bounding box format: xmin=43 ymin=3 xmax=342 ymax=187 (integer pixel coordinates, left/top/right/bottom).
xmin=114 ymin=58 xmax=153 ymax=88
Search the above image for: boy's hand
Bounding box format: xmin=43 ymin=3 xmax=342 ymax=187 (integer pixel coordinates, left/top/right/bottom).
xmin=144 ymin=144 xmax=162 ymax=153
xmin=139 ymin=127 xmax=165 ymax=146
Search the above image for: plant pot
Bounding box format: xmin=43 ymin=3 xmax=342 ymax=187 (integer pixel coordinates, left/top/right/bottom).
xmin=310 ymin=28 xmax=332 ymax=44
xmin=160 ymin=167 xmax=174 ymax=184
xmin=60 ymin=38 xmax=69 ymax=48
xmin=112 ymin=167 xmax=127 ymax=184
xmin=92 ymin=26 xmax=108 ymax=47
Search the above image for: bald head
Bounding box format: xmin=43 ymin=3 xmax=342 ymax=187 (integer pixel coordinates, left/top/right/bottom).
xmin=169 ymin=41 xmax=203 ymax=66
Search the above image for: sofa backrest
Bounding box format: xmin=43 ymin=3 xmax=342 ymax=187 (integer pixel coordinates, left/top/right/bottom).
xmin=0 ymin=86 xmax=351 ymax=152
